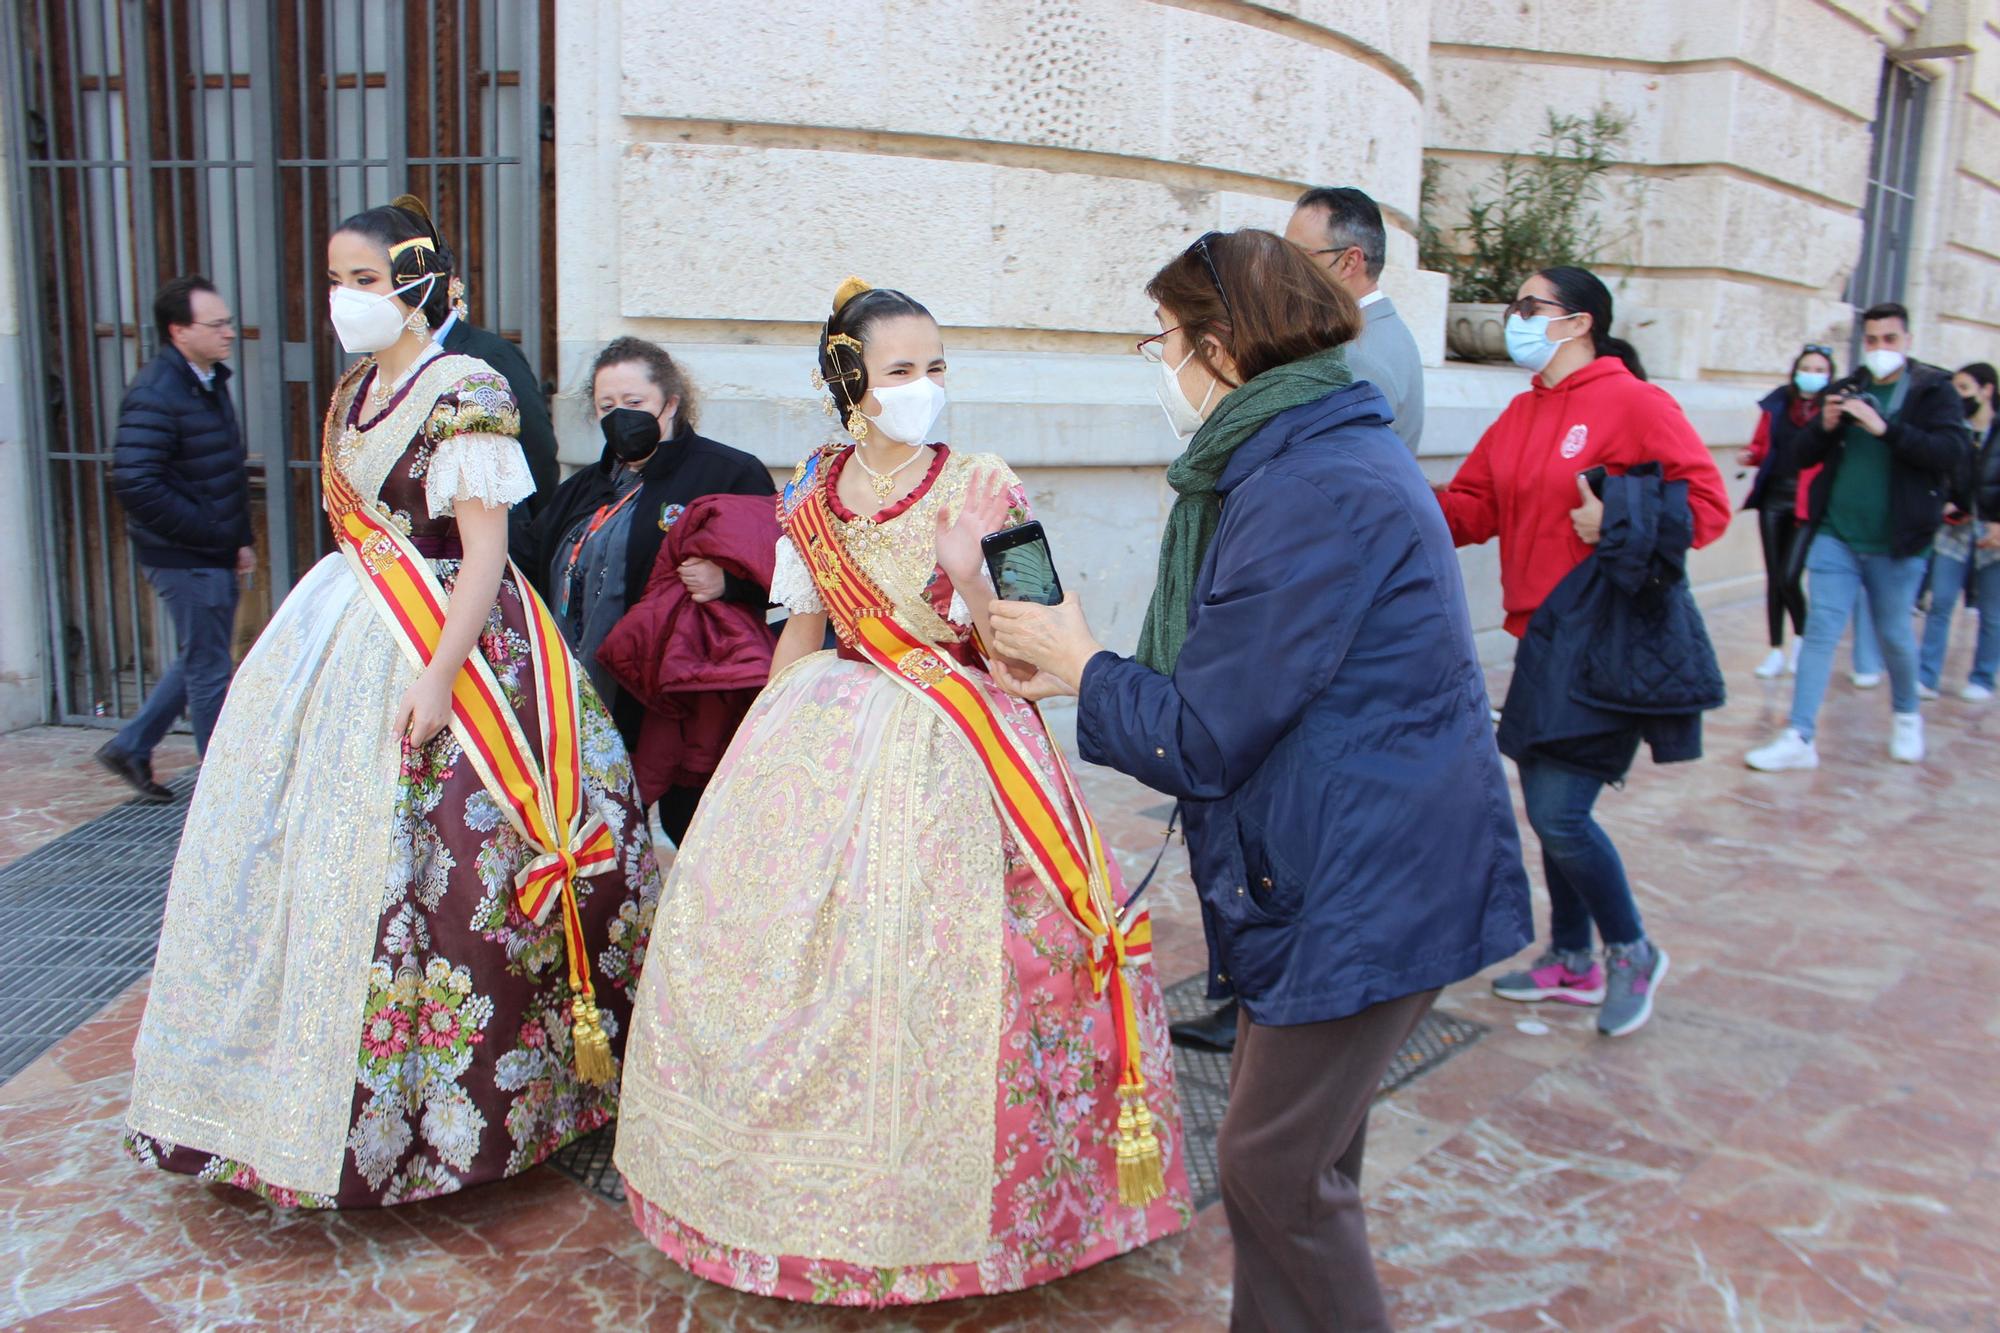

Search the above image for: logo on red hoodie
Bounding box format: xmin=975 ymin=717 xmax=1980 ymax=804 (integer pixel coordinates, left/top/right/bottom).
xmin=1559 ymin=424 xmax=1589 ymax=459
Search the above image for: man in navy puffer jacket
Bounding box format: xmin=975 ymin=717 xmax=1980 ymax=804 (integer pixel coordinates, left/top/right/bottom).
xmin=98 ymin=276 xmax=253 ymax=800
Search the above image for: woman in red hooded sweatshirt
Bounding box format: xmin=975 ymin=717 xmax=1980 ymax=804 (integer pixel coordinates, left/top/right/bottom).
xmin=1436 ymin=266 xmax=1731 ymax=1038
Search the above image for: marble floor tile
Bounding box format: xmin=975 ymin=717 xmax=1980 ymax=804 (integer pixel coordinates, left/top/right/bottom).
xmin=4 ymin=597 xmax=2000 ymax=1328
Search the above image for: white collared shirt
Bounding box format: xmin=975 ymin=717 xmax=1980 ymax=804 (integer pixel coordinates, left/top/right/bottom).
xmin=1357 ymin=290 xmax=1386 ymax=310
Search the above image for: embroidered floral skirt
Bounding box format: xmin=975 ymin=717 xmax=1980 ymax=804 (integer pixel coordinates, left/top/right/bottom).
xmin=614 ymin=651 xmax=1193 ymax=1305
xmin=126 ymin=555 xmax=663 ymax=1207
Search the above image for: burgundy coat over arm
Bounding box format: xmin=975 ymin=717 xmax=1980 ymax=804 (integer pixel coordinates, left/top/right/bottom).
xmin=595 ymin=492 xmax=780 ymax=805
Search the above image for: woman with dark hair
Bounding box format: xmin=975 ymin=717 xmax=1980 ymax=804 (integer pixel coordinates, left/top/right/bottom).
xmin=125 ymin=195 xmax=663 ymax=1208
xmin=985 ymin=229 xmax=1531 ymax=1331
xmin=1436 ymin=265 xmax=1731 ymax=1039
xmin=613 ymin=278 xmax=1191 ymax=1306
xmin=1742 ymin=343 xmax=1836 ymax=678
xmin=531 ymin=336 xmax=775 ymax=842
xmin=1918 ymin=362 xmax=2000 ymax=700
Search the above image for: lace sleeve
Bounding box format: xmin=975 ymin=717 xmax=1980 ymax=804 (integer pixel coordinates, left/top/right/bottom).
xmin=770 ymin=534 xmax=824 ymax=614
xmin=424 ymin=432 xmax=538 ymax=518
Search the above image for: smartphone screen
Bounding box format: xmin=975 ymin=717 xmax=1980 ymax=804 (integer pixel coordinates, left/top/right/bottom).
xmin=982 ymin=522 xmax=1064 ymax=606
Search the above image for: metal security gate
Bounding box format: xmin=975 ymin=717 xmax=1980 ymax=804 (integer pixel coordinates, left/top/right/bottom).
xmin=3 ymin=0 xmax=553 ymax=726
xmin=1847 ymin=61 xmax=1931 ymax=352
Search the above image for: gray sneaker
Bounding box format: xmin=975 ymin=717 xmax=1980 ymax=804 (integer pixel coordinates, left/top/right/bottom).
xmin=1491 ymin=948 xmax=1606 ymax=1005
xmin=1597 ymin=940 xmax=1669 ymax=1037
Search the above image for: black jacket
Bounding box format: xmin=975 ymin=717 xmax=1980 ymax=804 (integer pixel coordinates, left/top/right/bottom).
xmin=530 ymin=426 xmax=776 ymax=741
xmin=1952 ymin=419 xmax=2000 ymax=519
xmin=1796 ymin=360 xmax=1971 ymax=558
xmin=1744 ymin=385 xmax=1814 ymax=514
xmin=110 ymin=349 xmax=252 ymax=569
xmin=1499 ymin=465 xmax=1725 ymax=784
xmin=440 ymin=320 xmax=558 ymax=565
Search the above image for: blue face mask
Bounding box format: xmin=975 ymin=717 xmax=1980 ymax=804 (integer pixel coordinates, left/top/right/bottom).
xmin=1794 ymin=370 xmax=1830 ymax=395
xmin=1505 ymin=313 xmax=1577 ymax=373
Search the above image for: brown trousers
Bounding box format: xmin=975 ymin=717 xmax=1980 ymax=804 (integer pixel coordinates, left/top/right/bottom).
xmin=1220 ymin=988 xmax=1441 ymax=1333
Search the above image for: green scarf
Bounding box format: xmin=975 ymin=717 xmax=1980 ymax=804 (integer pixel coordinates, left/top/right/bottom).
xmin=1134 ymin=345 xmax=1353 ymax=675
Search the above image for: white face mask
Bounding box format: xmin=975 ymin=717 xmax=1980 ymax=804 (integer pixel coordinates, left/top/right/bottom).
xmin=1863 ymin=347 xmax=1907 ymax=381
xmin=863 ymin=376 xmax=947 ymax=445
xmin=1154 ymin=347 xmax=1217 ymax=441
xmin=328 ymin=274 xmax=436 ymax=355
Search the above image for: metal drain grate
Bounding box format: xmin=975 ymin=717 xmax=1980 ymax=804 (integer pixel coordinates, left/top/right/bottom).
xmin=0 ymin=771 xmax=199 ymax=1080
xmin=1160 ymin=974 xmax=1486 ymax=1208
xmin=546 ymin=976 xmax=1487 ymax=1211
xmin=547 ymin=1116 xmax=626 ymax=1203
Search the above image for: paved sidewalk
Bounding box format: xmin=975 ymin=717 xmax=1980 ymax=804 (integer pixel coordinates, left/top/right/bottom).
xmin=2 ymin=598 xmax=1998 ymax=1330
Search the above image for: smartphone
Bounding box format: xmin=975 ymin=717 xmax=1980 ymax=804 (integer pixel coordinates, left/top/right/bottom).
xmin=1578 ymin=464 xmax=1608 ymax=498
xmin=981 ymin=521 xmax=1065 ymax=606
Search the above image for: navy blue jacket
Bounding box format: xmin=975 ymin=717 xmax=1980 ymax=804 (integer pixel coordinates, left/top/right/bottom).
xmin=1078 ymin=384 xmax=1532 ymax=1027
xmin=110 ymin=349 xmax=251 ymax=569
xmin=1498 ymin=465 xmax=1725 ymax=783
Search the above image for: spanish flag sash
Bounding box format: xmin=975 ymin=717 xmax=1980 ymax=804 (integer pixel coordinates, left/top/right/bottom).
xmin=321 ymin=389 xmax=619 ymax=1085
xmin=782 ymin=456 xmax=1165 ymax=1206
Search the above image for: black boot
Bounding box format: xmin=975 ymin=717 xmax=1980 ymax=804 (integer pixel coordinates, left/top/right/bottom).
xmin=1169 ymin=998 xmax=1240 ymax=1052
xmin=94 ymin=742 xmax=173 ymax=802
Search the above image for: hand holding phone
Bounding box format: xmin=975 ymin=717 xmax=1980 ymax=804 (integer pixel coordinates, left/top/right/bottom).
xmin=981 ymin=521 xmax=1064 ymax=607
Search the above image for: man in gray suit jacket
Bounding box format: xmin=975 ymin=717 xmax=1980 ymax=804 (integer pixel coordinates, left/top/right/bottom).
xmin=1286 ymin=187 xmax=1426 ymax=453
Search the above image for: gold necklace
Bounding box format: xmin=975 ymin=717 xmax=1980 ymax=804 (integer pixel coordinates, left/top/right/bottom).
xmin=851 ymin=442 xmax=926 ymax=500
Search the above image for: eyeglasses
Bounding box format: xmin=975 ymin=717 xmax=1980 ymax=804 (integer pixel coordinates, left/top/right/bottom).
xmin=194 ymin=317 xmax=236 ymax=331
xmin=1190 ymin=231 xmax=1233 ymax=322
xmin=1135 ymin=327 xmax=1181 ymax=363
xmin=1503 ymin=296 xmax=1574 ymax=321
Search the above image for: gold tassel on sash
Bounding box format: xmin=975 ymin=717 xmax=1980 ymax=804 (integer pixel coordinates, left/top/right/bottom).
xmin=1115 ymin=1077 xmax=1167 ymax=1206
xmin=570 ymin=993 xmax=615 ymax=1086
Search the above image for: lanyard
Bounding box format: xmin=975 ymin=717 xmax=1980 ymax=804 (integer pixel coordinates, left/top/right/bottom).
xmin=558 ymin=483 xmax=645 ymax=615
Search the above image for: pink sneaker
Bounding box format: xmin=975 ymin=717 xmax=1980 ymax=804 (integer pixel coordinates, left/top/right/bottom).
xmin=1491 ymin=950 xmax=1606 ymax=1005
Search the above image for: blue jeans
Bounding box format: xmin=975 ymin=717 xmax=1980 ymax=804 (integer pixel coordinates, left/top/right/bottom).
xmin=110 ymin=565 xmax=240 ymax=762
xmin=1789 ymin=533 xmax=1926 ymax=739
xmin=1851 ymin=592 xmax=1883 ymax=677
xmin=1919 ymin=551 xmax=2000 ymax=690
xmin=1516 ymin=756 xmax=1643 ymax=953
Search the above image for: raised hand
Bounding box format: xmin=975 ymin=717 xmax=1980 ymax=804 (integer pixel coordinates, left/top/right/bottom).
xmin=936 ymin=468 xmax=1014 ymax=586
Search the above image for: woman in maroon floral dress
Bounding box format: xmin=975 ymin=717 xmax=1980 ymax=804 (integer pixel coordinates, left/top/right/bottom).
xmin=125 ymin=196 xmax=663 ymax=1207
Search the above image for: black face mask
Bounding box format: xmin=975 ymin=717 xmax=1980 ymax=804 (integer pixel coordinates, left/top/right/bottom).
xmin=600 ymin=406 xmax=663 ymax=462
xmin=1965 ymin=394 xmax=1984 ymax=420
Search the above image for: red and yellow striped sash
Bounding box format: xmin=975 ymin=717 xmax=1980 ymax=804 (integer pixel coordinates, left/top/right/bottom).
xmin=322 ymin=409 xmax=618 ymax=1083
xmin=783 ymin=472 xmax=1164 ymax=1205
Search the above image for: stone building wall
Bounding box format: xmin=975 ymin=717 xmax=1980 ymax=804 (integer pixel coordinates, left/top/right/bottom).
xmin=1427 ymin=0 xmax=1998 ymax=383
xmin=553 ymin=0 xmax=1453 ymax=656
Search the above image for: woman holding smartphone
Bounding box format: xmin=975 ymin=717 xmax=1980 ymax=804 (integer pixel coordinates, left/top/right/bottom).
xmin=1436 ymin=266 xmax=1730 ymax=1037
xmin=612 ymin=278 xmax=1191 ymax=1307
xmin=987 ymin=229 xmax=1531 ymax=1332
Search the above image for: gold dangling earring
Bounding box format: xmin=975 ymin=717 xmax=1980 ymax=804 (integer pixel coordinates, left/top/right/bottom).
xmin=846 ymin=406 xmax=870 ymax=442
xmin=405 ymin=306 xmax=430 ymax=338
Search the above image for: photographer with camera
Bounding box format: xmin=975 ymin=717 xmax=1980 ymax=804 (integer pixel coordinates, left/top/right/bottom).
xmin=1748 ymin=303 xmax=1973 ymax=770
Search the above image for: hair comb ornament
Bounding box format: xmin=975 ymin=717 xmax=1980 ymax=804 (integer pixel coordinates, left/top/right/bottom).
xmin=825 ymin=333 xmax=862 ymax=354
xmin=388 ymin=236 xmax=436 ymax=260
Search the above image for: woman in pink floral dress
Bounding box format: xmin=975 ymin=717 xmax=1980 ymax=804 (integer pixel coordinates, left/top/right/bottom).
xmin=613 ymin=280 xmax=1192 ymax=1305
xmin=125 ymin=197 xmax=662 ymax=1207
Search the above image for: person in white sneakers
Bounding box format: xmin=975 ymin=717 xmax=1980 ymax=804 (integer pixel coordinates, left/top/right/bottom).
xmin=1742 ymin=344 xmax=1831 ymax=679
xmin=1747 ymin=304 xmax=1972 ymax=771
xmin=1917 ymin=363 xmax=1999 ymax=704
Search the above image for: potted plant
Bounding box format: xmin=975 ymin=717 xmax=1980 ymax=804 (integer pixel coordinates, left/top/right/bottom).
xmin=1420 ymin=108 xmax=1637 ymax=361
